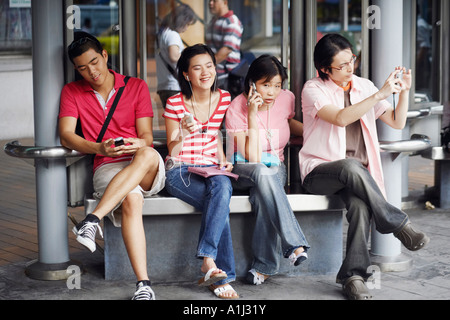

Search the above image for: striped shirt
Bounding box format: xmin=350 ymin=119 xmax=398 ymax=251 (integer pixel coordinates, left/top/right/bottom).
xmin=163 ymin=90 xmax=231 ymax=165
xmin=206 ymin=10 xmax=243 ymax=76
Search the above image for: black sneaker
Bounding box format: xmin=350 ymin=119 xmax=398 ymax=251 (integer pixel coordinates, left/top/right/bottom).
xmin=132 ymin=282 xmax=155 ymax=300
xmin=72 ymin=218 xmax=103 ymax=253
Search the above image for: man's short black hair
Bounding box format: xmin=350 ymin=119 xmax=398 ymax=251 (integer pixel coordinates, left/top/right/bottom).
xmin=68 ymin=31 xmax=104 ymax=64
xmin=314 ymin=33 xmax=353 ymax=81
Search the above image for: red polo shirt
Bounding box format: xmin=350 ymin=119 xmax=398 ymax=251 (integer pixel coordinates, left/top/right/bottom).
xmin=59 ymin=70 xmax=153 ymax=171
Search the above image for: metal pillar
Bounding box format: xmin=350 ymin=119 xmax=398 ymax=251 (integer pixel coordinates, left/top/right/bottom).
xmin=370 ymin=0 xmax=412 ymax=271
xmin=121 ymin=0 xmax=137 ymax=77
xmin=288 ymin=0 xmax=306 ymax=189
xmin=27 ymin=0 xmax=80 ymax=280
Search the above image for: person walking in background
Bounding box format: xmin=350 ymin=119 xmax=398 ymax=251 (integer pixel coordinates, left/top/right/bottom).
xmin=156 ymin=3 xmax=197 ymax=108
xmin=206 ymin=0 xmax=243 ymax=92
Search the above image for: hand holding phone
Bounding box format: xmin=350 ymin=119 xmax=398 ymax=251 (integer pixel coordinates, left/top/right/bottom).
xmin=248 ymin=82 xmax=263 ymax=109
xmin=247 ymin=82 xmax=257 ymax=106
xmin=114 ymin=137 xmax=125 ymax=147
xmin=184 ymin=112 xmax=194 ymax=124
xmin=251 ymin=82 xmax=257 ymax=98
xmin=183 ymin=112 xmax=198 ymax=133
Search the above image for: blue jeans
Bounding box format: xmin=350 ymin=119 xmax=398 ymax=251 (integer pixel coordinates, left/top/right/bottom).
xmin=302 ymin=159 xmax=409 ymax=283
xmin=165 ymin=165 xmax=235 ymax=285
xmin=232 ymin=163 xmax=310 ymax=276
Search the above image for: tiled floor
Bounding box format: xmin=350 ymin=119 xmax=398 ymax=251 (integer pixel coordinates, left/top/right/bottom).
xmin=0 ymin=138 xmax=435 ymax=267
xmin=0 ymin=138 xmax=95 ymax=266
xmin=2 ymin=138 xmax=450 ymax=302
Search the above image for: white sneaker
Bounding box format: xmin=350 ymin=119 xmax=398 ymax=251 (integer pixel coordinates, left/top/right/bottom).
xmin=132 ymin=282 xmax=155 ymax=300
xmin=72 ymin=220 xmax=103 ymax=253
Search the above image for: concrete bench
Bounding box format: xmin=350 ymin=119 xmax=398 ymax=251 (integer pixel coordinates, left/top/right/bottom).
xmin=79 ymin=132 xmax=345 ymax=282
xmin=84 ymin=191 xmax=345 ymax=282
xmin=78 ymin=132 xmax=432 ymax=282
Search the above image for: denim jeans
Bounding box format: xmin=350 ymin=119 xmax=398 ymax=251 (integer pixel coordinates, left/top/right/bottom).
xmin=302 ymin=159 xmax=409 ymax=283
xmin=232 ymin=163 xmax=310 ymax=276
xmin=165 ymin=165 xmax=235 ymax=285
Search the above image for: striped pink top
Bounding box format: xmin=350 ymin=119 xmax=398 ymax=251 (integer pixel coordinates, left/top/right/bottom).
xmin=163 ymin=89 xmax=231 ymax=165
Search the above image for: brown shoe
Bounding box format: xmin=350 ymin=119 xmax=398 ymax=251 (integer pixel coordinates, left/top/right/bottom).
xmin=342 ymin=276 xmax=372 ymax=300
xmin=394 ymin=222 xmax=430 ymax=251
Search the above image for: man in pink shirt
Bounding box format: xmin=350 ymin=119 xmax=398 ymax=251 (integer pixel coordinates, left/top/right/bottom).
xmin=59 ymin=32 xmax=165 ymax=300
xmin=300 ymin=34 xmax=429 ymax=300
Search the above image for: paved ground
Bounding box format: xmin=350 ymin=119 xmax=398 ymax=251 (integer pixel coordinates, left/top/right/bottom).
xmin=1 ymin=138 xmax=449 ymax=310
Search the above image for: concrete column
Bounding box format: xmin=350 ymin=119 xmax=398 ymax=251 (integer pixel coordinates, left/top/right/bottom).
xmin=370 ymin=0 xmax=411 ymax=271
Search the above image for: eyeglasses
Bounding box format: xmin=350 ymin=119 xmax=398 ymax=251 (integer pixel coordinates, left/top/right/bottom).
xmin=68 ymin=37 xmax=95 ymax=51
xmin=329 ymin=54 xmax=357 ymax=71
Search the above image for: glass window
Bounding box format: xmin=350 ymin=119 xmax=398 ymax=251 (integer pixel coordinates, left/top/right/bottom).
xmin=147 ymin=0 xmax=284 ymax=131
xmin=145 ymin=0 xmax=205 ymax=131
xmin=317 ymin=0 xmax=363 ymax=76
xmin=69 ymin=0 xmax=120 ymax=73
xmin=0 ymin=0 xmax=32 ymax=54
xmin=415 ymin=0 xmax=440 ymax=103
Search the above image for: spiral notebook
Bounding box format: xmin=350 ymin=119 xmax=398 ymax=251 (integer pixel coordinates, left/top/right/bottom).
xmin=188 ymin=166 xmax=239 ymax=181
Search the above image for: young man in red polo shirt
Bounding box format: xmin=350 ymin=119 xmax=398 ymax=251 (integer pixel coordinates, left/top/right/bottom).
xmin=59 ymin=32 xmax=165 ymax=300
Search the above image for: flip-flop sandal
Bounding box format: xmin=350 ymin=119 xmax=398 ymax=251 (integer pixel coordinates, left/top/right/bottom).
xmin=245 ymin=269 xmax=269 ymax=285
xmin=209 ymin=284 xmax=239 ymax=299
xmin=288 ymin=251 xmax=308 ymax=266
xmin=198 ymin=268 xmax=227 ymax=287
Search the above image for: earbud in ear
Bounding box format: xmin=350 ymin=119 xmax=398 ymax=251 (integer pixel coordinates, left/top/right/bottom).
xmin=186 ymin=76 xmax=190 ymax=81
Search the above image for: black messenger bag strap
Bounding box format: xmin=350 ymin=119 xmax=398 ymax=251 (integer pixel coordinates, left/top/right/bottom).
xmin=96 ymin=76 xmax=130 ymax=143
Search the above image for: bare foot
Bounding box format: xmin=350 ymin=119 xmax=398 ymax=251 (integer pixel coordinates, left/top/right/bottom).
xmin=200 ymin=257 xmax=225 ymax=276
xmin=209 ymin=284 xmax=239 ymax=299
xmin=198 ymin=257 xmax=227 ymax=286
xmin=294 ymin=246 xmax=305 ymax=256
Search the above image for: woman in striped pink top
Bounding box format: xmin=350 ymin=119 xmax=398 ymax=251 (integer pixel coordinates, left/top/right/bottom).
xmin=163 ymin=44 xmax=238 ymax=299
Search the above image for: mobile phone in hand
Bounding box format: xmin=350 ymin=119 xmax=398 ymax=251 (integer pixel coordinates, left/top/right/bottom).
xmin=114 ymin=137 xmax=125 ymax=147
xmin=248 ymin=82 xmax=257 ymax=104
xmin=184 ymin=112 xmax=194 ymax=124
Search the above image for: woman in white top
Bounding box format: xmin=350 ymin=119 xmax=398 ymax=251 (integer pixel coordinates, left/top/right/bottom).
xmin=156 ymin=4 xmax=197 ymax=108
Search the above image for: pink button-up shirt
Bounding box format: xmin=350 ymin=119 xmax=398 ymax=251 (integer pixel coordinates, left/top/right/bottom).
xmin=299 ymin=75 xmax=390 ymax=196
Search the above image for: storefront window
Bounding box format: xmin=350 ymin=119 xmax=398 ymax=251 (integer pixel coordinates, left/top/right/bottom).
xmin=0 ymin=0 xmax=32 ymax=54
